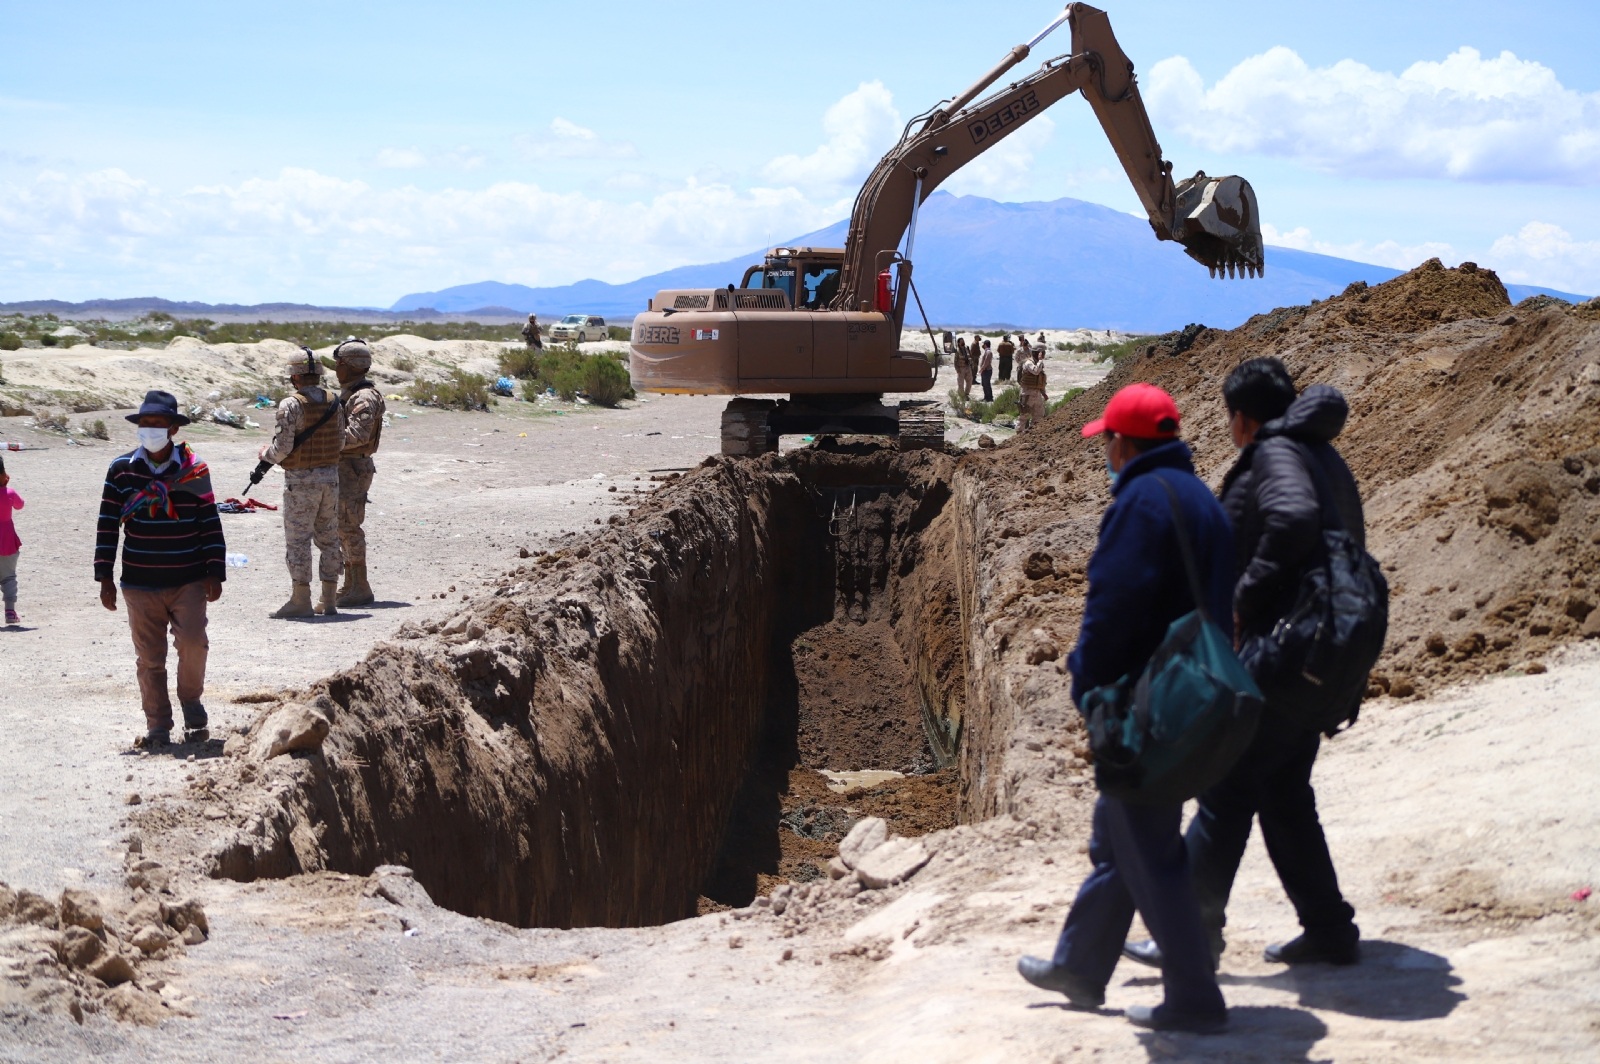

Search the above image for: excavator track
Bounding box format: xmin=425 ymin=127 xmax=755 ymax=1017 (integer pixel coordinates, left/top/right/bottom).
xmin=720 ymin=398 xmax=779 ymax=457
xmin=896 ymin=401 xmax=945 ymax=451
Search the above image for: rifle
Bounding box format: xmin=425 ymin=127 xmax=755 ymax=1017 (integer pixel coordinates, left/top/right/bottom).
xmin=242 ymin=394 xmax=343 ymax=496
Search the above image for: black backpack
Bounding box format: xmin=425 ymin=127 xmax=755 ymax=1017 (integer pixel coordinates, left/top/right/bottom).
xmin=1237 ymin=443 xmax=1389 ymax=736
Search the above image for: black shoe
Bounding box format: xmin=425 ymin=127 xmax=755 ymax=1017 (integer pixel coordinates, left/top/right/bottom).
xmin=141 ymin=727 xmax=171 ymax=750
xmin=1121 ymin=938 xmax=1222 ymax=972
xmin=1016 ymin=956 xmax=1104 ymax=1009
xmin=1263 ymin=933 xmax=1360 ymax=966
xmin=1125 ymin=1003 xmax=1228 ymax=1035
xmin=1122 ymin=938 xmax=1163 ymax=969
xmin=181 ymin=703 xmax=209 ymax=744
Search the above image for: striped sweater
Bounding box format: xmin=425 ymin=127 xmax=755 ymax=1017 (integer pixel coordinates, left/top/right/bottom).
xmin=94 ymin=444 xmax=227 ymax=589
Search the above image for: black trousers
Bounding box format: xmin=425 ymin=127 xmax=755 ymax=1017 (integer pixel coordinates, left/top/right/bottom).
xmin=980 ymin=369 xmax=993 ymax=401
xmin=1053 ymin=796 xmax=1225 ymax=1018
xmin=1185 ymin=715 xmax=1358 ymax=949
xmin=998 ymin=354 xmax=1013 ymax=381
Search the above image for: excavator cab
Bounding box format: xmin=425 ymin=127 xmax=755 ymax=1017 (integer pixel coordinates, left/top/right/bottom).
xmin=739 ymin=247 xmax=845 ymax=310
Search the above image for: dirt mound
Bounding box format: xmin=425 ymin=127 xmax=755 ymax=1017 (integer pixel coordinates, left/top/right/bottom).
xmin=964 ymin=259 xmax=1600 ymax=719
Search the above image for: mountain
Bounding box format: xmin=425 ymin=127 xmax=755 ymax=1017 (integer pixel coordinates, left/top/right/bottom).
xmin=391 ymin=193 xmax=1591 ymax=333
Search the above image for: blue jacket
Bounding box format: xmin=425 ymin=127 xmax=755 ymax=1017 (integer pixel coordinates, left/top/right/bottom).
xmin=1068 ymin=440 xmax=1236 ymax=706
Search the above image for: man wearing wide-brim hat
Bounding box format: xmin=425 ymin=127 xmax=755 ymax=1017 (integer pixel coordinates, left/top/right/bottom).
xmin=94 ymin=390 xmax=226 ymax=749
xmin=259 ymin=348 xmax=346 ymax=618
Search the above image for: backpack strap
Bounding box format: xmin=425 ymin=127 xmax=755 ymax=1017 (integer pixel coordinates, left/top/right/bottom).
xmin=1150 ymin=472 xmax=1213 ymax=624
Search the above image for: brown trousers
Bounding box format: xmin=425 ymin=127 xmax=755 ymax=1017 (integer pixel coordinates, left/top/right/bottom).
xmin=124 ymin=582 xmax=209 ymax=730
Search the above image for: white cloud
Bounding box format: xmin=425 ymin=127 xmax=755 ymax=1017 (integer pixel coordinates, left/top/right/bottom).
xmin=942 ymin=115 xmax=1056 ymax=196
xmin=518 ymin=118 xmax=637 ymax=161
xmin=374 ymin=147 xmax=428 ymax=169
xmin=0 ymin=166 xmax=843 ymax=303
xmin=373 ymin=146 xmax=486 ymax=171
xmin=763 ymin=81 xmax=901 ymax=195
xmin=1148 ymin=46 xmax=1600 ymax=184
xmin=1489 ymin=222 xmax=1600 ymax=295
xmin=1260 ymin=222 xmax=1453 ymax=272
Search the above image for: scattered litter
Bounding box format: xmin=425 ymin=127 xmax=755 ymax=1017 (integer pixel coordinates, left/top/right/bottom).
xmin=272 ymin=1010 xmax=308 ymax=1021
xmin=403 ymin=928 xmax=420 ymax=938
xmin=3 ymin=443 xmax=48 ymax=451
xmin=205 ymin=390 xmax=222 ymax=401
xmin=385 ymin=394 xmax=406 ymax=401
xmin=1574 ymin=887 xmax=1593 ymax=902
xmin=209 ymin=408 xmax=256 ymax=429
xmin=518 ymin=432 xmax=527 ymax=438
xmin=225 ymin=553 xmax=250 ymax=568
xmin=251 ymin=396 xmax=275 ymax=409
xmin=491 ymin=376 xmax=516 ymax=397
xmin=217 ymin=497 xmax=278 ymax=514
xmin=393 ymin=413 xmax=409 ymax=419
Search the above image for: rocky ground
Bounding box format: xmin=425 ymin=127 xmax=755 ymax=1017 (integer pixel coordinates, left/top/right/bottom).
xmin=2 ymin=272 xmax=1599 ymax=1062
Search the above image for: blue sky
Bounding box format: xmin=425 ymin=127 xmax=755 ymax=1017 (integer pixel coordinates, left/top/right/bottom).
xmin=2 ymin=0 xmax=1597 ymax=305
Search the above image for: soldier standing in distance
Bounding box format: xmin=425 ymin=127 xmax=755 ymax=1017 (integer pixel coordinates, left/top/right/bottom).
xmin=997 ymin=334 xmax=1016 ymax=382
xmin=1017 ymin=345 xmax=1049 ymax=431
xmin=520 ymin=313 xmax=543 ymax=349
xmin=333 ymin=339 xmax=385 ymax=607
xmin=260 ymin=349 xmax=345 ymax=619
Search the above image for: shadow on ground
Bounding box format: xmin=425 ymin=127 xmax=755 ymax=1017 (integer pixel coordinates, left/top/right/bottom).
xmin=1222 ymin=940 xmax=1463 ymax=1021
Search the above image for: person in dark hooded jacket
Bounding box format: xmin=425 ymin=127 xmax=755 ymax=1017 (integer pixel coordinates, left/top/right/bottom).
xmin=1124 ymin=358 xmax=1364 ymax=972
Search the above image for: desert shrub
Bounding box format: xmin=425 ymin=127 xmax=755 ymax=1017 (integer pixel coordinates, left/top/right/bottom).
xmin=1094 ymin=335 xmax=1155 ymax=363
xmin=582 ymin=354 xmax=633 ymax=406
xmin=606 ymin=325 xmax=632 ymax=342
xmin=407 ymin=368 xmax=490 ymax=411
xmin=990 ymin=385 xmax=1021 ymax=418
xmin=84 ymin=418 xmax=109 ymax=440
xmin=35 ymin=412 xmax=70 ymax=433
xmin=40 ymin=334 xmax=58 ymax=347
xmin=1047 ymin=387 xmax=1085 ymax=415
xmin=0 ymin=332 xmax=22 ymax=351
xmin=390 ymin=354 xmax=416 ymax=373
xmin=498 ymin=346 xmax=540 ymax=379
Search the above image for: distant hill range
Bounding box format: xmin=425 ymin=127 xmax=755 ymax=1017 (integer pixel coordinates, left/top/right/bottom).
xmin=0 ymin=296 xmax=522 ymax=323
xmin=390 ymin=193 xmax=1592 ymax=332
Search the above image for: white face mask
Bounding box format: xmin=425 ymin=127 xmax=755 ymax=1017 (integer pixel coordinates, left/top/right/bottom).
xmin=137 ymin=427 xmax=173 ymax=452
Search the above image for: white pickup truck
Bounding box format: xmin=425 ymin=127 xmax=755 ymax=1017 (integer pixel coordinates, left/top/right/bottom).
xmin=549 ymin=314 xmax=607 ymax=343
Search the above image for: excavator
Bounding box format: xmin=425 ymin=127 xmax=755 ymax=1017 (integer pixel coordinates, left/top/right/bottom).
xmin=628 ymin=3 xmax=1264 ymax=456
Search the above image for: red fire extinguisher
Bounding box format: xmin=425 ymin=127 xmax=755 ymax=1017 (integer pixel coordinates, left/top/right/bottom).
xmin=875 ymin=269 xmax=893 ymax=313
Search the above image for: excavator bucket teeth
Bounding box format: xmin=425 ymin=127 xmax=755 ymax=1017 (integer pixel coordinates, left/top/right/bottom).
xmin=1173 ymin=173 xmax=1264 ymax=280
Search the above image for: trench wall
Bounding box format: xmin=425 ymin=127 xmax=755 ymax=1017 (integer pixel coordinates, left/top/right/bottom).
xmin=212 ymin=448 xmax=968 ymax=929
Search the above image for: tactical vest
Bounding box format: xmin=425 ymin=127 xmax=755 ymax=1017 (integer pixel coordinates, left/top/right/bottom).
xmin=279 ymin=393 xmax=343 ymax=470
xmin=1018 ymin=362 xmax=1046 ymax=393
xmin=341 ymin=381 xmax=385 ymax=458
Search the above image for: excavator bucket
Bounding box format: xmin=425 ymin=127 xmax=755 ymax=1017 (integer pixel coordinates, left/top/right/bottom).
xmin=1172 ymin=173 xmax=1265 ymax=279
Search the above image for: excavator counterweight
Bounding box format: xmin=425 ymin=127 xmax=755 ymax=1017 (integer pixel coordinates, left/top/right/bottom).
xmin=628 ymin=3 xmax=1263 ymax=456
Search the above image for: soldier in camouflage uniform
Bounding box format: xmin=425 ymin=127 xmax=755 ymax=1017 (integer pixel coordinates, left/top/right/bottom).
xmin=260 ymin=349 xmax=345 ymax=618
xmin=1017 ymin=348 xmax=1049 ymax=432
xmin=520 ymin=313 xmax=543 ymax=349
xmin=333 ymin=339 xmax=385 ymax=607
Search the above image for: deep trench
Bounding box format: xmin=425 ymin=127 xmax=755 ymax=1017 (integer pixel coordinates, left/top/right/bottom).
xmin=213 ymin=443 xmax=970 ymax=928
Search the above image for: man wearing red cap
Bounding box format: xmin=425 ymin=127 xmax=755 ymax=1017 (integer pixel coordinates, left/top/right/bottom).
xmin=1016 ymin=382 xmax=1236 ymax=1034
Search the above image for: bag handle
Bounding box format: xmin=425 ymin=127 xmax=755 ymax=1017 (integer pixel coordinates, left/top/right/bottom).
xmin=1151 ymin=472 xmax=1213 ymax=624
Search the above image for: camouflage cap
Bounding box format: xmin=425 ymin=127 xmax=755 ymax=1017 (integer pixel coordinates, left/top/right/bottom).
xmin=286 ymin=347 xmax=324 ymax=378
xmin=333 ymin=338 xmax=373 ymax=370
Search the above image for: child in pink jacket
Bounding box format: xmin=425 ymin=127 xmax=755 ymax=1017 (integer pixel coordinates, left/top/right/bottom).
xmin=0 ymin=454 xmax=23 ymax=625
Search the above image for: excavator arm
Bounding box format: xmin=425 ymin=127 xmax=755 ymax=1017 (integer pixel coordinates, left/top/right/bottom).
xmin=833 ymin=3 xmax=1264 ymax=319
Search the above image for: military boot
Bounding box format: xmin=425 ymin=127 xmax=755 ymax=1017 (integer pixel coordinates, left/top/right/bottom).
xmin=316 ymin=580 xmax=339 ymax=616
xmin=336 ymin=563 xmax=375 ymax=608
xmin=271 ymin=582 xmax=314 ymax=619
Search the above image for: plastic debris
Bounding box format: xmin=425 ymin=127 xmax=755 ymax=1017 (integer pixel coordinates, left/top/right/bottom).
xmin=1574 ymin=887 xmax=1593 ymax=902
xmin=225 ymin=553 xmax=250 ymax=567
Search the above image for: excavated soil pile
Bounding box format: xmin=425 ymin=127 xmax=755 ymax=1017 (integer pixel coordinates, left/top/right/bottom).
xmin=157 ymin=445 xmax=963 ymax=928
xmin=965 ymin=259 xmax=1600 ymax=714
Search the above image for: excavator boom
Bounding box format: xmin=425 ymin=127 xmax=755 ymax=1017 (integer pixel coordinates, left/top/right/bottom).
xmin=836 ymin=2 xmax=1263 ymax=313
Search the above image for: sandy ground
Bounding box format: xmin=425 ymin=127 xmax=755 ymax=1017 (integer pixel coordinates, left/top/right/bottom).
xmin=1 ymin=340 xmax=1597 ymax=1062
